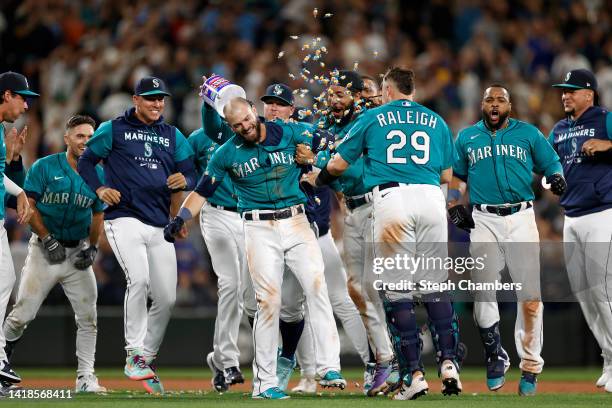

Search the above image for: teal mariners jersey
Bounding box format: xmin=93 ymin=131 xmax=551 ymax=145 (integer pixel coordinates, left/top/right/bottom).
xmin=336 ymin=100 xmax=455 ymax=191
xmin=317 ymin=110 xmax=369 ymax=196
xmin=0 ymin=126 xmax=5 ymax=220
xmin=454 ymin=119 xmax=562 ymax=205
xmin=25 ymin=153 xmax=105 ymax=241
xmin=188 ymin=128 xmax=237 ymax=208
xmin=201 ymin=121 xmax=317 ymax=211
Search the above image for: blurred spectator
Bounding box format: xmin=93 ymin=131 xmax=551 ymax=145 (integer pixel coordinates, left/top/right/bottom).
xmin=2 ymin=0 xmax=610 ymax=305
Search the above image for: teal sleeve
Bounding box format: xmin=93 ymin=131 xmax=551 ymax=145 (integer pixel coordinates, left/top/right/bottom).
xmin=86 ymin=120 xmax=113 ymax=158
xmin=24 ymin=160 xmax=44 ymax=197
xmin=533 ymin=129 xmax=563 ymax=177
xmin=606 ymin=112 xmax=612 ymax=140
xmin=291 ymin=122 xmax=317 ymax=147
xmin=174 ymin=128 xmax=194 ymax=162
xmin=452 ymin=133 xmax=468 ymax=177
xmin=205 ymin=147 xmax=228 ymax=182
xmin=335 ymin=116 xmax=368 ymax=164
xmin=202 ymin=103 xmax=234 ymax=144
xmin=315 ymin=150 xmax=331 ymax=168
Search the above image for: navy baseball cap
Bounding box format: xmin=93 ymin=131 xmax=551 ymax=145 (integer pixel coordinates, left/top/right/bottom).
xmin=134 ymin=76 xmax=171 ymax=97
xmin=337 ymin=70 xmax=364 ymax=91
xmin=552 ymin=69 xmax=598 ymax=91
xmin=261 ymin=83 xmax=294 ymax=106
xmin=0 ymin=71 xmax=39 ymax=97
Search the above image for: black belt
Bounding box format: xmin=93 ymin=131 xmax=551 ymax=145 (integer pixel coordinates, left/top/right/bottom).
xmin=377 ymin=182 xmax=400 ymax=191
xmin=474 ymin=202 xmax=532 ymax=216
xmin=210 ymin=203 xmax=238 ymax=213
xmin=346 ymin=196 xmax=368 ymax=210
xmin=38 ymin=238 xmax=80 ymax=248
xmin=243 ymin=206 xmax=304 ymax=221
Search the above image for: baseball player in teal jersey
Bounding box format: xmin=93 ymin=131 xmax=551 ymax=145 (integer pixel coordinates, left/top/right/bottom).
xmin=306 ymin=67 xmax=462 ymax=400
xmin=78 ymin=77 xmax=196 ymax=394
xmin=296 ymin=70 xmax=395 ymax=397
xmin=549 ymin=69 xmax=612 ymax=392
xmin=3 ymin=115 xmax=106 ymax=393
xmin=188 ymin=125 xmax=251 ymax=392
xmin=165 ymin=97 xmax=346 ymax=400
xmin=448 ymin=85 xmax=565 ymax=396
xmin=0 ymin=72 xmax=36 ymax=390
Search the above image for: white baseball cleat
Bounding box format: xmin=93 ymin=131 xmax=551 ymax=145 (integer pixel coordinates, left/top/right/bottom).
xmin=440 ymin=360 xmax=462 ymax=396
xmin=596 ymin=356 xmax=611 ymax=388
xmin=75 ymin=374 xmax=107 ymax=393
xmin=393 ymin=374 xmax=428 ymax=400
xmin=291 ymin=376 xmax=317 ymax=394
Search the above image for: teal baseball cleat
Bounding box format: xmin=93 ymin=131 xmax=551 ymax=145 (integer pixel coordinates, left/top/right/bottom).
xmin=124 ymin=351 xmax=155 ymax=381
xmin=518 ymin=372 xmax=537 ymax=396
xmin=319 ymin=370 xmax=347 ymax=389
xmin=253 ymin=387 xmax=290 ymax=399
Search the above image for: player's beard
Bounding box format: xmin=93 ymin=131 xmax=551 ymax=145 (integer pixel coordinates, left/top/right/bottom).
xmin=482 ymin=109 xmax=510 ymax=132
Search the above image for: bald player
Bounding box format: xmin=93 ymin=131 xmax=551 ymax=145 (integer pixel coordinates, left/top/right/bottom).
xmin=166 ymin=97 xmax=346 ymax=399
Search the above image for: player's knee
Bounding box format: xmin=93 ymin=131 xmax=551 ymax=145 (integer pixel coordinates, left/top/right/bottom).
xmin=75 ymin=311 xmax=98 ymax=331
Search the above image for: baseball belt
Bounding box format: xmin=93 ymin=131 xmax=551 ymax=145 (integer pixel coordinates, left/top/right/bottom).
xmin=209 ymin=203 xmax=238 ymax=213
xmin=474 ymin=201 xmax=533 ymax=216
xmin=243 ymin=205 xmax=304 ymax=221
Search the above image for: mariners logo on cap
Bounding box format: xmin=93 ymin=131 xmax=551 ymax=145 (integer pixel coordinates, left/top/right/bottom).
xmin=273 ymin=84 xmax=283 ymax=96
xmin=565 ymin=72 xmax=571 ymax=82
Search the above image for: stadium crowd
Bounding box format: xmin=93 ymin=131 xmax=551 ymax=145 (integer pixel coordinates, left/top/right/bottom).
xmin=0 ymin=0 xmax=610 ymax=306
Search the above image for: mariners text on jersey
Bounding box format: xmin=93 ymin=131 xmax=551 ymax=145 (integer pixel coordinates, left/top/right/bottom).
xmin=231 ymin=151 xmax=295 ymax=178
xmin=467 ymin=144 xmax=528 ymax=166
xmin=123 ymin=130 xmax=170 ymax=147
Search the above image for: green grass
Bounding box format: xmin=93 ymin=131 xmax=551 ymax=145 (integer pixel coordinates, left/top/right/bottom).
xmin=2 ymin=392 xmax=610 ymax=408
xmin=1 ymin=367 xmax=609 ymax=407
xmin=15 ymin=366 xmax=607 ymax=381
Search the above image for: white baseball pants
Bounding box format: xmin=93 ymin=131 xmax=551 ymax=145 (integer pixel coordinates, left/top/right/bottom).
xmin=104 ymin=217 xmax=176 ymax=360
xmin=470 ymin=207 xmax=544 ymax=374
xmin=200 ymin=203 xmax=255 ymax=369
xmin=3 ymin=234 xmax=98 ymax=376
xmin=0 ymin=221 xmax=16 ymax=362
xmin=244 ymin=209 xmax=340 ymax=396
xmin=564 ymin=208 xmax=612 ymax=364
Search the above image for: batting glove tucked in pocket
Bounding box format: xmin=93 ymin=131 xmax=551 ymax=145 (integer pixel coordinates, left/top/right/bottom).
xmin=448 ymin=204 xmax=475 ymax=232
xmin=74 ymin=245 xmax=98 ymax=270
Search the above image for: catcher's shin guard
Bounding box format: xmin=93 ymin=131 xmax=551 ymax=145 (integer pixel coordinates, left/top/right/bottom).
xmin=382 ymin=297 xmax=423 ymax=378
xmin=422 ymin=293 xmax=462 ymax=373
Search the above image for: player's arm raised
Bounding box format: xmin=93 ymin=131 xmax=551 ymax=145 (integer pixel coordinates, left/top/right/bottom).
xmin=4 ymin=175 xmax=32 ymax=224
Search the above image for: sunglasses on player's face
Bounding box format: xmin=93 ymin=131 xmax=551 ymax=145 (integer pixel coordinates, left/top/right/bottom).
xmin=142 ymin=95 xmax=165 ymax=102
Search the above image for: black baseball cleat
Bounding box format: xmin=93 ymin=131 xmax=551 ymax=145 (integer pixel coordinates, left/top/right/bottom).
xmin=0 ymin=361 xmax=21 ymax=383
xmin=224 ymin=367 xmax=244 ymax=385
xmin=206 ymin=352 xmax=228 ymax=392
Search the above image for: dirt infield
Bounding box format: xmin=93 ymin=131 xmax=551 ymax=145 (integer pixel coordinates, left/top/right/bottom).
xmin=20 ymin=378 xmax=605 ymax=394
